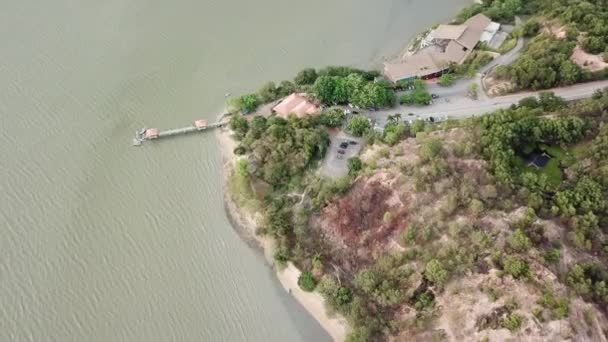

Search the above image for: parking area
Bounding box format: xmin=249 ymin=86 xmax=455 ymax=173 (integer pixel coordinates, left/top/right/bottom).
xmin=320 ymin=132 xmax=363 ymax=178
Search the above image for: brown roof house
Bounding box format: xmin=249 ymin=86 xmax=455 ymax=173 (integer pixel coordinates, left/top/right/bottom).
xmin=272 ymin=93 xmax=319 ymax=118
xmin=384 ymin=53 xmax=446 ymax=83
xmin=386 ymin=14 xmax=497 ymax=83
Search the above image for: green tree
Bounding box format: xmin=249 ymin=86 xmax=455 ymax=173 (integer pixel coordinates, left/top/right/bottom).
xmin=312 ymin=75 xmax=337 ymax=104
xmin=229 ymin=114 xmax=249 ymax=137
xmin=235 ymin=93 xmax=260 ymax=113
xmin=522 ymin=19 xmax=540 ymax=37
xmin=425 ymin=259 xmax=449 ymax=288
xmin=294 ymin=68 xmax=318 ymax=85
xmin=276 ymin=80 xmax=296 ymax=98
xmin=298 ymin=271 xmax=317 ymax=291
xmin=438 ymin=74 xmax=455 ymax=87
xmin=353 ymin=82 xmax=395 ymax=108
xmin=347 ymin=114 xmax=371 ymax=137
xmin=583 ymin=36 xmax=605 ymax=54
xmin=558 ymin=60 xmax=581 ymax=86
xmin=257 ymin=81 xmax=278 ymax=103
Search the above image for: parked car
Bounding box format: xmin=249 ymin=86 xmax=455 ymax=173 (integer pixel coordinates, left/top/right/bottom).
xmin=431 ymin=93 xmax=439 ymax=99
xmin=348 ymin=140 xmax=358 ymax=145
xmin=337 ymin=155 xmax=343 ymax=160
xmin=339 ymin=142 xmax=349 ymax=149
xmin=428 ymin=116 xmax=435 ymax=122
xmin=337 ymin=149 xmax=346 ymax=154
xmin=407 ymin=112 xmax=415 ymax=116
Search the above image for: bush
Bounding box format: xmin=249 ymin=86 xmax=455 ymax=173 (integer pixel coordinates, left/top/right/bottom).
xmin=320 ymin=107 xmax=345 ymax=127
xmin=507 ymin=229 xmax=531 ymax=252
xmin=503 ymin=255 xmax=529 ymax=279
xmin=400 ymin=89 xmax=432 ymax=105
xmin=425 ymin=259 xmax=449 ymax=288
xmin=438 ymin=74 xmax=455 ymax=87
xmin=502 ymin=313 xmax=523 ymax=331
xmin=234 ymin=94 xmax=259 ymax=114
xmin=419 ymin=138 xmax=443 ymax=161
xmin=347 ymin=157 xmax=363 ymax=175
xmin=298 ymin=271 xmax=317 ymax=291
xmin=409 ymin=120 xmax=426 ymax=136
xmin=347 ymin=114 xmax=371 ymax=136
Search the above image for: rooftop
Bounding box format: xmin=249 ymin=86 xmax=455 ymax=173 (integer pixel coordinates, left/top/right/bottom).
xmin=432 ymin=24 xmax=468 ymax=40
xmin=272 ymin=93 xmax=319 ymax=118
xmin=384 ymin=53 xmax=443 ymax=82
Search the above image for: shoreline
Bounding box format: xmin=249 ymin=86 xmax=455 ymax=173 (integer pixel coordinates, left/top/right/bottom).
xmin=215 ymin=122 xmax=349 ymax=342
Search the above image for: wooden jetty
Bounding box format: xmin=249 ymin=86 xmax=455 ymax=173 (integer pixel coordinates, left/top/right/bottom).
xmin=133 ymin=119 xmax=225 ymax=146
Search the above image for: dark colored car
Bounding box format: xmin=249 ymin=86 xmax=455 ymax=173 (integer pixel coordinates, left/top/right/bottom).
xmin=431 ymin=93 xmax=439 ymax=99
xmin=429 ymin=116 xmax=435 ymax=122
xmin=407 ymin=113 xmax=415 ymax=116
xmin=349 ymin=140 xmax=358 ymax=145
xmin=337 ymin=149 xmax=346 ymax=154
xmin=339 ymin=142 xmax=349 ymax=149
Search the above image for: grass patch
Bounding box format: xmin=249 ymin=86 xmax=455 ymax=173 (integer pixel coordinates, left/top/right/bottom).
xmin=542 ymin=158 xmax=563 ymax=187
xmin=498 ymin=38 xmax=517 ymax=54
xmin=228 ymin=171 xmax=260 ymax=212
xmin=569 ymin=141 xmax=592 ymax=159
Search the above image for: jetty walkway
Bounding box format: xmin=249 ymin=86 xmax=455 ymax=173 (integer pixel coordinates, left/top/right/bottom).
xmin=133 ymin=118 xmax=226 ymax=146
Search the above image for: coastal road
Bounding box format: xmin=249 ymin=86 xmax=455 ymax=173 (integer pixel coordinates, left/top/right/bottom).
xmin=369 ymin=80 xmax=608 ymax=126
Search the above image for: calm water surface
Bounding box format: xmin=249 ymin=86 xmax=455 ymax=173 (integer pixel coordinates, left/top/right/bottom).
xmin=0 ymin=0 xmax=468 ymax=340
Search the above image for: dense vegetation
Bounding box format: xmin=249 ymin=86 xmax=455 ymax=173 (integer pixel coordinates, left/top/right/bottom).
xmin=226 ymin=66 xmax=384 ymax=114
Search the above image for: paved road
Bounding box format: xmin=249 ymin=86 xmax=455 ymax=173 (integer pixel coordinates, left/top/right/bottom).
xmin=369 ymin=80 xmax=608 ymax=126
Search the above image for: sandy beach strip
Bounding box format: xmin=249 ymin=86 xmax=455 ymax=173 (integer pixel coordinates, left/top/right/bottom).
xmin=215 ymin=123 xmax=349 ymax=342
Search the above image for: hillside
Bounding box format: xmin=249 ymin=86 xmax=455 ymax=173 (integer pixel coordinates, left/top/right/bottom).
xmin=225 ymin=88 xmax=608 ymax=341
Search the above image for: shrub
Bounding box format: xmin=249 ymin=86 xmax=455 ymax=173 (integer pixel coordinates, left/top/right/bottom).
xmin=347 ymin=115 xmax=371 ymax=136
xmin=419 ymin=138 xmax=443 ymax=161
xmin=502 ymin=313 xmax=523 ymax=331
xmin=503 ymin=255 xmax=530 ymax=279
xmin=347 ymin=157 xmax=363 ymax=175
xmin=438 ymin=74 xmax=455 ymax=87
xmin=507 ymin=229 xmax=531 ymax=252
xmin=425 ymin=259 xmax=449 ymax=288
xmin=320 ymin=107 xmax=345 ymax=127
xmin=298 ymin=271 xmax=317 ymax=291
xmin=274 ymin=247 xmax=289 ymax=269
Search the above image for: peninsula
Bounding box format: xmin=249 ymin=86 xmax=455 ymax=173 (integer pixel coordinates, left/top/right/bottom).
xmin=219 ymin=1 xmax=608 ymax=341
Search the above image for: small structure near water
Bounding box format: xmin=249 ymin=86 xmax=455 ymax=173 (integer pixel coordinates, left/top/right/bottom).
xmin=132 ymin=119 xmax=225 ymax=146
